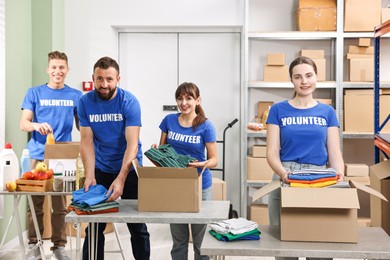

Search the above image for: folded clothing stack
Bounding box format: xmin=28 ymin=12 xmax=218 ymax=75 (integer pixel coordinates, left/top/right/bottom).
xmin=287 ymin=168 xmax=338 ymax=188
xmin=68 ymin=184 xmax=119 ymax=215
xmin=144 ymin=144 xmax=197 ymax=167
xmin=209 ymin=217 xmax=260 ymax=241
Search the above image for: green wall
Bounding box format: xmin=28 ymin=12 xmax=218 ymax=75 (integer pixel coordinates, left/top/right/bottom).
xmin=0 ymin=0 xmax=64 ymax=245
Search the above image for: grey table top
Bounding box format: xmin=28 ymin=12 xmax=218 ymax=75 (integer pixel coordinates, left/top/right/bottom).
xmin=201 ymin=225 xmax=390 ymax=259
xmin=65 ymin=199 xmax=230 ymax=224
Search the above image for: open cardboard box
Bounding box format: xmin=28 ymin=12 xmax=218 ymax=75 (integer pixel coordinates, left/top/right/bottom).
xmin=252 ymin=180 xmax=387 ymax=243
xmin=133 ymin=159 xmax=205 ymax=212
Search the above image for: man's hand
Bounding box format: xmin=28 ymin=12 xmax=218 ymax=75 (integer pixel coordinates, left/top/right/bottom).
xmin=83 ymin=177 xmax=97 ymax=192
xmin=106 ymin=178 xmax=124 ymax=202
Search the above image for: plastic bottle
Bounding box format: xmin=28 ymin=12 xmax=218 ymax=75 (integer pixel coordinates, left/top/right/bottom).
xmin=0 ymin=143 xmax=20 ymax=190
xmin=20 ymin=149 xmax=31 ymax=177
xmin=76 ymin=153 xmax=85 ymax=190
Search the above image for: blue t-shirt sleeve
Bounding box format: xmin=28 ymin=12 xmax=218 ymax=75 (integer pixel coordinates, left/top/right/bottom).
xmin=21 ymin=88 xmax=36 ymax=112
xmin=326 ymin=106 xmax=339 ymax=127
xmin=159 ymin=115 xmax=170 ymax=133
xmin=77 ymin=96 xmax=89 ymax=127
xmin=267 ymin=104 xmax=279 ymax=125
xmin=203 ymin=120 xmax=217 ymax=143
xmin=123 ymin=95 xmax=142 ymax=127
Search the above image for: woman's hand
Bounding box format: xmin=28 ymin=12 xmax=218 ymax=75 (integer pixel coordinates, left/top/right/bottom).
xmin=188 ymin=160 xmax=209 ymax=168
xmin=151 ymin=144 xmax=158 ymax=149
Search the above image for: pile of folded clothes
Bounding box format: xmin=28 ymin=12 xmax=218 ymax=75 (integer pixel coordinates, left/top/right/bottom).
xmin=68 ymin=184 xmax=120 ymax=215
xmin=287 ymin=168 xmax=338 ymax=188
xmin=208 ymin=217 xmax=260 ymax=241
xmin=144 ymin=144 xmax=197 ymax=167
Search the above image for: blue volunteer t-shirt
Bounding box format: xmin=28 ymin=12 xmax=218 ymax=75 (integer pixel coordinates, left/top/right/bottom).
xmin=77 ymin=88 xmax=143 ymax=173
xmin=159 ymin=113 xmax=216 ymax=189
xmin=267 ymin=100 xmax=339 ymax=166
xmin=21 ymin=84 xmax=82 ymax=160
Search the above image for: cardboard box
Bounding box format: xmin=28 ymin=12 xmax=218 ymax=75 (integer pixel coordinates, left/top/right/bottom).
xmin=298 ymin=0 xmax=336 ymax=8
xmin=44 ymin=142 xmax=80 ymax=178
xmin=297 ymin=7 xmax=337 ymax=31
xmin=345 ymin=163 xmax=369 ymax=177
xmin=312 ymin=58 xmax=326 ymax=81
xmin=346 ymin=53 xmax=374 ymax=59
xmin=250 ymin=204 xmax=269 ymax=225
xmin=267 ymin=53 xmax=285 ymax=66
xmin=370 ymin=160 xmax=390 ymax=236
xmin=348 ymin=46 xmax=374 ymax=55
xmin=344 ymin=0 xmax=381 ymax=32
xmin=344 ymin=93 xmax=390 ymax=132
xmin=257 ymin=101 xmax=274 ymax=118
xmin=349 ymin=58 xmax=374 ymax=82
xmin=252 ymin=180 xmax=387 ymax=243
xmin=299 ymin=49 xmax=325 ymax=59
xmin=247 ymin=156 xmax=273 ymax=181
xmin=358 ymin=38 xmax=371 ymax=47
xmin=252 ymin=145 xmax=267 ymax=157
xmin=133 ymin=160 xmax=202 ymax=212
xmin=212 ymin=177 xmax=226 ymax=200
xmin=263 ymin=65 xmax=289 ymax=82
xmin=344 ymin=176 xmax=370 ymax=186
xmin=315 ymin=98 xmax=332 ymax=106
xmin=382 ymin=8 xmax=390 ymax=23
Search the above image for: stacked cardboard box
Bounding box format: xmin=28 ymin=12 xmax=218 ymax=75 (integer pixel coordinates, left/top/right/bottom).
xmin=344 ymin=0 xmax=381 ymax=32
xmin=247 ymin=145 xmax=273 ymax=181
xmin=347 ymin=38 xmax=374 ymax=82
xmin=299 ymin=49 xmax=326 ymax=81
xmin=296 ymin=0 xmax=336 ymax=31
xmin=344 ymin=163 xmax=370 ymax=185
xmin=263 ymin=53 xmax=289 ymax=82
xmin=382 ymin=8 xmax=390 ymax=23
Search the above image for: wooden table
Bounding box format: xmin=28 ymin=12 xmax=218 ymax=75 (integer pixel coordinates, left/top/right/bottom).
xmin=0 ymin=191 xmax=71 ymax=260
xmin=201 ymin=225 xmax=390 ymax=259
xmin=65 ymin=199 xmax=230 ymax=260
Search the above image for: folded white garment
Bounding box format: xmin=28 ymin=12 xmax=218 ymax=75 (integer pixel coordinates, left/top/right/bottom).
xmin=209 ymin=217 xmax=258 ymax=235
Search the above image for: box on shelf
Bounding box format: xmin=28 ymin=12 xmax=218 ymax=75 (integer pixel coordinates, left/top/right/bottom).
xmin=345 ymin=163 xmax=369 ymax=177
xmin=250 ymin=204 xmax=269 ymax=225
xmin=348 ymin=46 xmax=374 ymax=55
xmin=299 ymin=49 xmax=325 ymax=59
xmin=358 ymin=38 xmax=371 ymax=47
xmin=133 ymin=160 xmax=202 ymax=212
xmin=311 ymin=58 xmax=326 ymax=81
xmin=252 ymin=180 xmax=387 ymax=243
xmin=267 ymin=53 xmax=285 ymax=66
xmin=346 ymin=53 xmax=374 ymax=60
xmin=298 ymin=0 xmax=336 ymax=8
xmin=344 ymin=176 xmax=370 ymax=186
xmin=370 ymin=160 xmax=390 ymax=236
xmin=315 ymin=99 xmax=332 ymax=106
xmin=344 ymin=0 xmax=381 ymax=32
xmin=263 ymin=65 xmax=289 ymax=82
xmin=382 ymin=8 xmax=390 ymax=23
xmin=344 ymin=91 xmax=390 ymax=133
xmin=297 ymin=7 xmax=336 ymax=31
xmin=212 ymin=177 xmax=226 ymax=200
xmin=349 ymin=58 xmax=374 ymax=82
xmin=252 ymin=145 xmax=267 ymax=157
xmin=257 ymin=101 xmax=274 ymax=119
xmin=247 ymin=156 xmax=273 ymax=181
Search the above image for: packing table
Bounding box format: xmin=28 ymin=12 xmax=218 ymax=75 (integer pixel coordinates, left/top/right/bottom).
xmin=0 ymin=191 xmax=72 ymax=260
xmin=201 ymin=224 xmax=390 ymax=259
xmin=65 ymin=199 xmax=230 ymax=260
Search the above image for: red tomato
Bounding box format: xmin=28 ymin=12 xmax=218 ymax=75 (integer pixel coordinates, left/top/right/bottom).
xmin=35 ymin=172 xmax=49 ymax=180
xmin=45 ymin=169 xmax=54 ymax=179
xmin=22 ymin=171 xmax=34 ymax=180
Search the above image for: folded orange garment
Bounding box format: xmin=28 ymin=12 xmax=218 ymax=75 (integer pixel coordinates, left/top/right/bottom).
xmin=68 ymin=205 xmax=119 ymax=215
xmin=290 ymin=180 xmax=337 ymax=188
xmin=288 ymin=176 xmax=338 ymax=184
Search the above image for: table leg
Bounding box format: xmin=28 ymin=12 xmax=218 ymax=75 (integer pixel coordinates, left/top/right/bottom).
xmin=75 ymin=222 xmax=81 ymax=260
xmin=27 ymin=195 xmax=46 ymax=260
xmin=13 ymin=195 xmax=27 ymax=260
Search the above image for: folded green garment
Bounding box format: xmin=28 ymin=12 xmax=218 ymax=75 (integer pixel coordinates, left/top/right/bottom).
xmin=144 ymin=144 xmax=196 ymax=168
xmin=70 ymin=200 xmax=120 ymax=212
xmin=209 ymin=228 xmax=261 ymax=241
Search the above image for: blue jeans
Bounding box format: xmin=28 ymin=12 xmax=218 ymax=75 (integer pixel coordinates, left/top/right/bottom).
xmin=170 ymin=186 xmax=212 ymax=260
xmin=82 ymin=169 xmax=150 ymax=260
xmin=268 ymin=162 xmax=331 ymax=260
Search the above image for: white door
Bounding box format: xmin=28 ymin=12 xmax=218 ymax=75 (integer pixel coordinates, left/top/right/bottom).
xmin=119 ymin=32 xmax=241 ymax=210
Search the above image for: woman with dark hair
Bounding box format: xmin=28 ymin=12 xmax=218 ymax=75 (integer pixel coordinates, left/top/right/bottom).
xmin=154 ymin=82 xmax=218 ymax=260
xmin=266 ymin=56 xmax=344 ymax=260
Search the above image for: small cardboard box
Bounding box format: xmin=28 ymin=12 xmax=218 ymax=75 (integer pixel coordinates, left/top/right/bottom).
xmin=297 ymin=7 xmax=337 ymax=31
xmin=257 ymin=101 xmax=274 ymax=118
xmin=347 ymin=53 xmax=374 ymax=59
xmin=315 ymin=98 xmax=332 ymax=106
xmin=370 ymin=160 xmax=390 ymax=236
xmin=252 ymin=180 xmax=387 ymax=243
xmin=382 ymin=8 xmax=390 ymax=23
xmin=298 ymin=0 xmax=336 ymax=8
xmin=252 ymin=145 xmax=267 ymax=157
xmin=212 ymin=177 xmax=226 ymax=200
xmin=348 ymin=46 xmax=374 ymax=55
xmin=263 ymin=65 xmax=289 ymax=82
xmin=345 ymin=163 xmax=369 ymax=177
xmin=299 ymin=49 xmax=325 ymax=59
xmin=344 ymin=0 xmax=381 ymax=32
xmin=247 ymin=156 xmax=273 ymax=181
xmin=133 ymin=160 xmax=203 ymax=212
xmin=311 ymin=58 xmax=326 ymax=81
xmin=358 ymin=38 xmax=371 ymax=47
xmin=267 ymin=53 xmax=285 ymax=66
xmin=44 ymin=142 xmax=80 ymax=177
xmin=250 ymin=204 xmax=269 ymax=225
xmin=349 ymin=58 xmax=374 ymax=82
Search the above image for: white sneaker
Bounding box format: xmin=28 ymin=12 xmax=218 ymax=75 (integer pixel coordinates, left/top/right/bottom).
xmin=27 ymin=244 xmax=41 ymax=260
xmin=51 ymin=246 xmax=70 ymax=260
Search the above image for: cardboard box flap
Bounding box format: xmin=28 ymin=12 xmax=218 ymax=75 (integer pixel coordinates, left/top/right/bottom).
xmin=370 ymin=160 xmax=390 ymax=180
xmin=252 ymin=181 xmax=280 ymax=203
xmin=350 ymin=180 xmax=388 ymax=202
xmin=281 ymin=187 xmax=360 ymax=209
xmin=133 ymin=159 xmax=201 ymax=179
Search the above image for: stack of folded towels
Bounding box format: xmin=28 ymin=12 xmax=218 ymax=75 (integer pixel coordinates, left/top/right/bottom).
xmin=68 ymin=184 xmax=120 ymax=215
xmin=209 ymin=218 xmax=260 ymax=241
xmin=287 ymin=168 xmax=338 ymax=188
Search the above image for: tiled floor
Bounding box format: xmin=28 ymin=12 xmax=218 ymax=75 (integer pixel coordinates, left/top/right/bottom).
xmin=2 ymin=223 xmax=364 ymax=260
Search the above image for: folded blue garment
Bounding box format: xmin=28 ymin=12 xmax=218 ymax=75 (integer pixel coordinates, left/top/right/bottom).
xmin=288 ymin=173 xmax=336 ymax=181
xmin=72 ymin=184 xmax=112 ymax=206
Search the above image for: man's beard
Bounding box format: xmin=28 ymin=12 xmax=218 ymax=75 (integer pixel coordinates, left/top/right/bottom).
xmin=95 ymin=87 xmax=116 ymax=100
